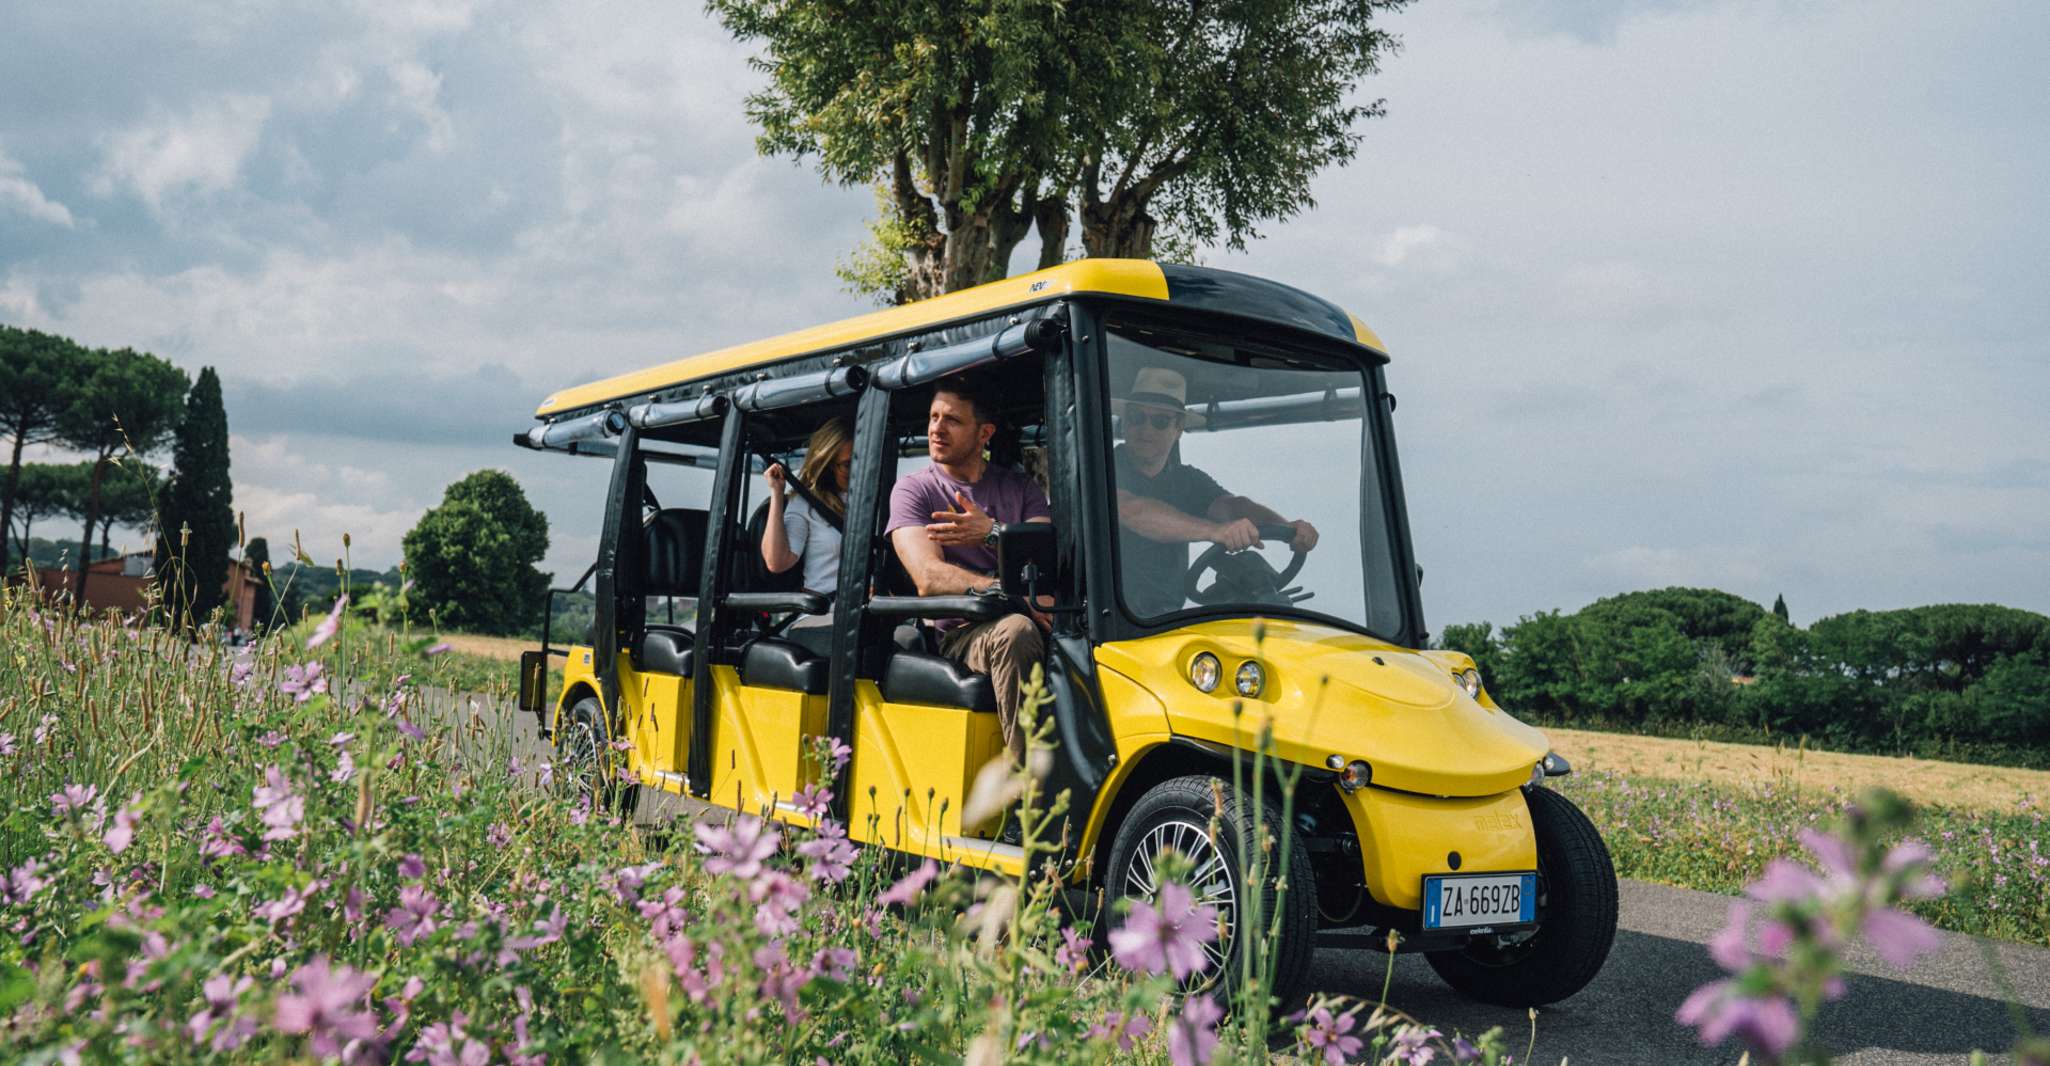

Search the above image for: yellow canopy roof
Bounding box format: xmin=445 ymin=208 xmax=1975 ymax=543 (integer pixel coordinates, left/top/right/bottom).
xmin=535 ymin=259 xmax=1382 ymax=418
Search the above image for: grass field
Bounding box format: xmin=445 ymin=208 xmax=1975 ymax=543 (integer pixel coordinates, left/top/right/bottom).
xmin=1546 ymin=726 xmax=2050 ymax=814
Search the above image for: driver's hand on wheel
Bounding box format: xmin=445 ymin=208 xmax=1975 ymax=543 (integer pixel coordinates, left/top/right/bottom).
xmin=1209 ymin=518 xmax=1262 ymax=552
xmin=1288 ymin=519 xmax=1320 ymax=552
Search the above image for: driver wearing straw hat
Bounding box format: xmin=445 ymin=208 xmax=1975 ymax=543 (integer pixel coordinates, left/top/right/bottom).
xmin=1113 ymin=366 xmax=1320 ymax=618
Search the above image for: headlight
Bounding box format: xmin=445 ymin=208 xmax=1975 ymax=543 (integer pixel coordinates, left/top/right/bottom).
xmin=1338 ymin=759 xmax=1372 ymax=792
xmin=1456 ymin=668 xmax=1482 ymax=699
xmin=1190 ymin=652 xmax=1221 ymax=693
xmin=1527 ymin=762 xmax=1545 ymax=789
xmin=1235 ymin=660 xmax=1265 ymax=697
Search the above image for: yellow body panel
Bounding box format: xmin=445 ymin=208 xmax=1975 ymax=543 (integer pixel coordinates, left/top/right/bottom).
xmin=1092 ymin=618 xmax=1551 ymax=798
xmin=537 ymin=260 xmax=1172 ymax=416
xmin=842 ymin=681 xmax=1020 ymax=877
xmin=1340 ymin=787 xmax=1538 ymax=910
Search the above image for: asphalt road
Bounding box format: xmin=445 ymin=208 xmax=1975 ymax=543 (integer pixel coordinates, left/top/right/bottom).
xmin=440 ymin=687 xmax=2050 ymax=1065
xmin=1309 ymin=879 xmax=2050 ymax=1065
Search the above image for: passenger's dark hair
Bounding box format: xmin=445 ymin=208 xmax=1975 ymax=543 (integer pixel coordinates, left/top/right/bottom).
xmin=932 ymin=373 xmax=1000 ymax=429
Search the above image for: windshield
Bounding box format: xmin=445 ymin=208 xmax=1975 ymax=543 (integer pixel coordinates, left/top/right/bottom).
xmin=1103 ymin=316 xmax=1406 ymax=638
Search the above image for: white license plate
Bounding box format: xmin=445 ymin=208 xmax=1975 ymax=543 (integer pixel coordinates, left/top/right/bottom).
xmin=1421 ymin=872 xmax=1537 ymax=930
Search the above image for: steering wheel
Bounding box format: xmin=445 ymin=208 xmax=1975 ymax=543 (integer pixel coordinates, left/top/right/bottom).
xmin=1185 ymin=523 xmax=1313 ymax=608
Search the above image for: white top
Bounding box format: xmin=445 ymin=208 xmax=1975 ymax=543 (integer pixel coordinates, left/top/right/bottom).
xmin=781 ymin=494 xmax=842 ymax=596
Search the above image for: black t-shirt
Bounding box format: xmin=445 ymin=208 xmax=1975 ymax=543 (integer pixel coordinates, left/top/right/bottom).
xmin=1114 ymin=445 xmax=1230 ymax=618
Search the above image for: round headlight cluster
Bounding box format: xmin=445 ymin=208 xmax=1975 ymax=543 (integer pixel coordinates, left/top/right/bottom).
xmin=1456 ymin=668 xmax=1482 ymax=699
xmin=1235 ymin=660 xmax=1265 ymax=697
xmin=1190 ymin=652 xmax=1221 ymax=693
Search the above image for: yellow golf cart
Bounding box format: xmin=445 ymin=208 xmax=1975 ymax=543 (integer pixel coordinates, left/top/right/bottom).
xmin=513 ymin=260 xmax=1616 ymax=1008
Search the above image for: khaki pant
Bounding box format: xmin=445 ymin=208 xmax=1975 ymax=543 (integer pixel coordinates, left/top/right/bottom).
xmin=939 ymin=613 xmax=1045 ymax=762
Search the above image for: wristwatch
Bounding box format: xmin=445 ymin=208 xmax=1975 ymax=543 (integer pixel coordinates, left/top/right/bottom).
xmin=983 ymin=520 xmax=1006 ymax=548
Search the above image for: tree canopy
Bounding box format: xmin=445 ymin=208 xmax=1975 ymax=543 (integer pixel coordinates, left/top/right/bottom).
xmin=54 ymin=347 xmax=188 ymax=610
xmin=711 ymin=0 xmax=1407 ymax=302
xmin=0 ymin=326 xmax=87 ymax=570
xmin=155 ymin=367 xmax=236 ymax=628
xmin=402 ymin=470 xmax=551 ymax=636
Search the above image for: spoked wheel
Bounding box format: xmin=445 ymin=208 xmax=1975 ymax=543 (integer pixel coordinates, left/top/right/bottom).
xmin=1424 ymin=786 xmax=1617 ymax=1007
xmin=557 ymin=695 xmax=638 ymax=817
xmin=1105 ymin=775 xmax=1316 ymax=1011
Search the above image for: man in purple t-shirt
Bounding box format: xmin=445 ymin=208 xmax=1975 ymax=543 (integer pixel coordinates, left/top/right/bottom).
xmin=886 ymin=374 xmax=1052 ymax=764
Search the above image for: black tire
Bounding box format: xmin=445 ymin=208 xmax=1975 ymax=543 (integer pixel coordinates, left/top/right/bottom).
xmin=1104 ymin=775 xmax=1317 ymax=1012
xmin=1424 ymin=786 xmax=1618 ymax=1007
xmin=559 ymin=696 xmax=639 ymax=818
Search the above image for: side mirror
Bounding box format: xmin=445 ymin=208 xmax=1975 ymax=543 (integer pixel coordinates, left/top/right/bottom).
xmin=996 ymin=523 xmax=1069 ymax=606
xmin=518 ymin=650 xmax=548 ymax=715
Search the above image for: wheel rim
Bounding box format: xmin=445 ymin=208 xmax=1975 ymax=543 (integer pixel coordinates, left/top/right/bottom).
xmin=559 ymin=712 xmax=604 ymax=801
xmin=1122 ymin=817 xmax=1238 ymax=982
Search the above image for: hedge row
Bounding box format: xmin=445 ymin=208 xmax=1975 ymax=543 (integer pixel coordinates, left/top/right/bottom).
xmin=1438 ymin=588 xmax=2050 ymax=767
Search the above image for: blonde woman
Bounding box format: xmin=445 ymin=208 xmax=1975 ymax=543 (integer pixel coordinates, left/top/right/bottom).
xmin=761 ymin=417 xmax=853 ymax=596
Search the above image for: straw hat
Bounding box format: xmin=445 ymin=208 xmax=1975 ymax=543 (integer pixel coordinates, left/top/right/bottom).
xmin=1111 ymin=366 xmax=1205 ymax=429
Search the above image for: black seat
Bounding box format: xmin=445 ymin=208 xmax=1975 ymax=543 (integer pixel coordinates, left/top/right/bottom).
xmin=880 ymin=651 xmax=997 ymax=712
xmin=740 ymin=638 xmax=829 ymax=695
xmin=638 ymin=627 xmax=694 ymax=676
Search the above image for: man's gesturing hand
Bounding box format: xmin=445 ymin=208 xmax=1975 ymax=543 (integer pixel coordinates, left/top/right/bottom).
xmin=927 ymin=490 xmax=996 ymax=546
xmin=1209 ymin=518 xmax=1263 ymax=552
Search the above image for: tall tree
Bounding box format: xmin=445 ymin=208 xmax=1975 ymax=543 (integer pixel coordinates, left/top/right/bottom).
xmin=710 ymin=0 xmax=1407 ymax=303
xmin=4 ymin=463 xmax=87 ymax=565
xmin=244 ymin=536 xmax=274 ymax=630
xmin=403 ymin=470 xmax=551 ymax=636
xmin=55 ymin=347 xmax=188 ymax=612
xmin=0 ymin=326 xmax=86 ymax=571
xmin=155 ymin=368 xmax=235 ymax=628
xmin=1772 ymin=594 xmax=1790 ymax=624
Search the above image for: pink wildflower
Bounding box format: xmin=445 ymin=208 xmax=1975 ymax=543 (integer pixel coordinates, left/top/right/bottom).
xmin=1675 ymin=981 xmax=1799 ymax=1057
xmin=1054 ymin=926 xmax=1092 ymax=972
xmin=273 ymin=957 xmax=380 ymax=1058
xmin=810 ymin=946 xmax=857 ymax=982
xmin=330 ymin=750 xmax=356 ymax=784
xmin=252 ymin=766 xmax=304 ymax=842
xmin=796 ymin=820 xmax=857 ymax=884
xmin=4 ymin=858 xmax=49 ymax=905
xmin=104 ymin=795 xmax=142 ymax=854
xmin=187 ymin=974 xmax=258 ymax=1051
xmin=1388 ymin=1024 xmax=1442 ymax=1066
xmin=694 ymin=815 xmax=780 ymax=880
xmin=253 ymin=882 xmax=319 ymax=926
xmin=398 ymin=853 xmax=427 ymax=880
xmin=1087 ymin=1010 xmax=1153 ymax=1052
xmin=1300 ymin=1006 xmax=1364 ymax=1066
xmin=1167 ymin=994 xmax=1223 ymax=1066
xmin=1109 ymin=881 xmax=1218 ymax=981
xmin=424 ymin=642 xmax=452 ymax=656
xmin=751 ymin=870 xmax=810 ymax=937
xmin=0 ymin=731 xmax=18 ymax=756
xmin=49 ymin=782 xmax=97 ymax=818
xmin=386 ymin=885 xmax=442 ymax=946
xmin=306 ymin=595 xmax=348 ymax=650
xmin=279 ymin=661 xmax=327 ymax=703
xmin=637 ymin=886 xmax=690 ymax=940
xmin=200 ymin=816 xmax=245 ymax=861
xmin=1862 ymin=906 xmax=1943 ymax=969
xmin=876 ymin=860 xmax=939 ymax=908
xmin=792 ymin=783 xmax=832 ymax=819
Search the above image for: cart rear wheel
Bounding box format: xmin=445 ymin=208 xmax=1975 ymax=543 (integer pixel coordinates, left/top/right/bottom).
xmin=1424 ymin=786 xmax=1617 ymax=1007
xmin=559 ymin=695 xmax=638 ymax=817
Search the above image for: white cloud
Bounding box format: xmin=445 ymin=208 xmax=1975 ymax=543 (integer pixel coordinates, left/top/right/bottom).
xmin=1373 ymin=224 xmax=1464 ymax=270
xmin=92 ymin=94 xmax=271 ymax=211
xmin=0 ymin=143 xmax=75 ymax=227
xmin=1582 ymin=544 xmax=1769 ymax=591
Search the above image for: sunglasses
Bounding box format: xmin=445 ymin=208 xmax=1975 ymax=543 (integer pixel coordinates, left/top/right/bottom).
xmin=1134 ymin=411 xmax=1181 ymax=430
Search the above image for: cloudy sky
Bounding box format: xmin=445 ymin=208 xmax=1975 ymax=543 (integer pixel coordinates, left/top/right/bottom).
xmin=3 ymin=0 xmax=2044 ymax=630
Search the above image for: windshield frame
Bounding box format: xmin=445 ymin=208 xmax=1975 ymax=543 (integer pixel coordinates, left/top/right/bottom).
xmin=1080 ymin=300 xmax=1422 ymax=647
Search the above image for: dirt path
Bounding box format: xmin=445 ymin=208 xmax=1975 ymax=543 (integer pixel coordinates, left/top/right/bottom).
xmin=1545 ymin=725 xmax=2050 ymax=813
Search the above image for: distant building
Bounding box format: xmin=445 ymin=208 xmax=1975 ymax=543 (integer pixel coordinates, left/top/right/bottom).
xmin=8 ymin=553 xmax=263 ymax=631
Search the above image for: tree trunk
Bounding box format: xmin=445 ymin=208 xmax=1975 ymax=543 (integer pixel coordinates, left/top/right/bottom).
xmin=1033 ymin=196 xmax=1071 ymax=270
xmin=0 ymin=425 xmax=23 ymax=572
xmin=1080 ymin=196 xmax=1159 ymax=260
xmin=73 ymin=454 xmax=107 ymax=614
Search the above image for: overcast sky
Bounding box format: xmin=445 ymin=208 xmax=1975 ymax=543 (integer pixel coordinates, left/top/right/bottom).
xmin=3 ymin=0 xmax=2044 ymax=631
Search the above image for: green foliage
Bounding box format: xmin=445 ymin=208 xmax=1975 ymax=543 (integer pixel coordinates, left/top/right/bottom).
xmin=155 ymin=367 xmax=236 ymax=628
xmin=0 ymin=325 xmax=89 ymax=570
xmin=53 ymin=346 xmax=189 ymax=608
xmin=3 ymin=463 xmax=88 ymax=563
xmin=712 ymin=0 xmax=1408 ymax=302
xmin=1453 ymin=590 xmax=2050 ymax=766
xmin=402 ymin=470 xmax=551 ymax=636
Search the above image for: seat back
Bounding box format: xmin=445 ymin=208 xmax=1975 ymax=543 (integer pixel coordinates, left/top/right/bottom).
xmin=643 ymin=508 xmax=707 ymax=597
xmin=737 ymin=499 xmax=805 ymax=594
